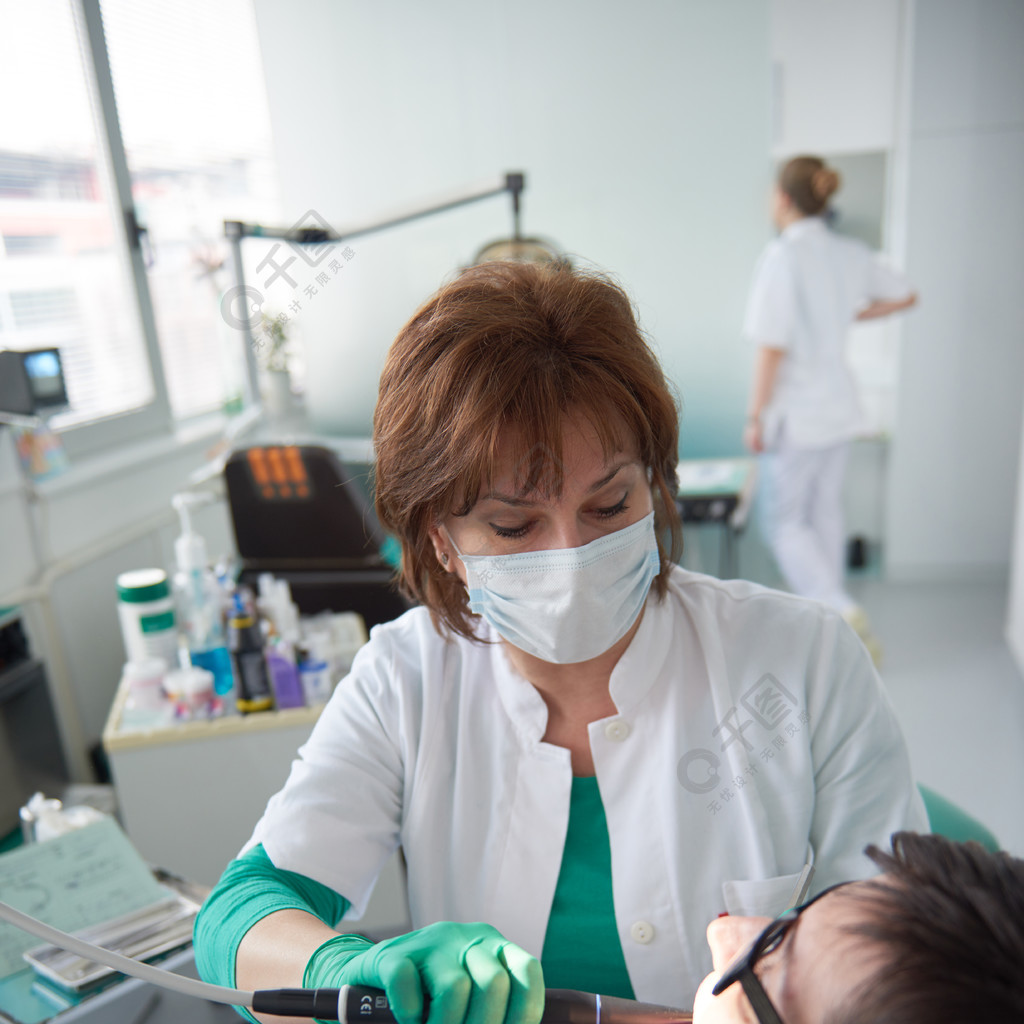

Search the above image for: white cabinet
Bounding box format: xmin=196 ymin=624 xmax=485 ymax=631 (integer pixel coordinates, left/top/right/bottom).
xmin=103 ymin=683 xmax=411 ymax=935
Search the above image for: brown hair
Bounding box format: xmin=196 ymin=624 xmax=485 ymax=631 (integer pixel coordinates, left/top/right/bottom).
xmin=835 ymin=832 xmax=1024 ymax=1024
xmin=372 ymin=260 xmax=682 ymax=641
xmin=779 ymin=155 xmax=841 ymax=216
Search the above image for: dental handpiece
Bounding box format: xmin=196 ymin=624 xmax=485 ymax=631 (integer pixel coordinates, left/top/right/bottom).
xmin=324 ymin=985 xmax=693 ymax=1024
xmin=0 ymin=900 xmax=693 ymax=1022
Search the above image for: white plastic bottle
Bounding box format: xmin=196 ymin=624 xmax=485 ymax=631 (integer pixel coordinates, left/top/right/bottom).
xmin=116 ymin=569 xmax=179 ymax=667
xmin=298 ymin=631 xmax=334 ymax=705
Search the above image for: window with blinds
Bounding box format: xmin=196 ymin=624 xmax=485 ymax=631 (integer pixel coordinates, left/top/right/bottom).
xmin=0 ymin=0 xmax=155 ymax=428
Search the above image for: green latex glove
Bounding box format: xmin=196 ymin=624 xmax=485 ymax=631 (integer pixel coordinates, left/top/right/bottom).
xmin=303 ymin=922 xmax=544 ymax=1024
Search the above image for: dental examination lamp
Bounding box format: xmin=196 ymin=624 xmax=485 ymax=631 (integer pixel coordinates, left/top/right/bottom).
xmin=0 ymin=899 xmax=692 ymax=1023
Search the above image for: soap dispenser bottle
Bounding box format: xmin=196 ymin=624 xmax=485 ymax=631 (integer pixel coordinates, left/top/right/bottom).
xmin=171 ymin=492 xmax=235 ymax=703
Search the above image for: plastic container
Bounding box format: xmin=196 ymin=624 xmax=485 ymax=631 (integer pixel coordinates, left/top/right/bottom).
xmin=328 ymin=612 xmax=368 ymax=676
xmin=163 ymin=665 xmax=217 ymax=720
xmin=120 ymin=659 xmax=174 ymax=732
xmin=116 ymin=569 xmax=178 ymax=667
xmin=265 ymin=640 xmax=305 ymax=709
xmin=299 ymin=611 xmax=368 ymax=682
xmin=123 ymin=658 xmax=167 ymax=708
xmin=298 ymin=632 xmax=333 ymax=705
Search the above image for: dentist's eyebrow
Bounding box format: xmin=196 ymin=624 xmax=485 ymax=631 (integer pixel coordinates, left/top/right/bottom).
xmin=482 ymin=460 xmax=637 ymax=506
xmin=585 ymin=459 xmax=637 ymax=494
xmin=480 ymin=492 xmax=544 ymax=508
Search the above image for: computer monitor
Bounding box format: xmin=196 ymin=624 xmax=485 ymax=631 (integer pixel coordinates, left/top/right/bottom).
xmin=0 ymin=348 xmax=69 ymax=416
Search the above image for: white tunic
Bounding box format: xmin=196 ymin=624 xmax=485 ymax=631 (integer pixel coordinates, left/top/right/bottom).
xmin=247 ymin=566 xmax=926 ymax=1008
xmin=744 ymin=217 xmax=913 ymax=448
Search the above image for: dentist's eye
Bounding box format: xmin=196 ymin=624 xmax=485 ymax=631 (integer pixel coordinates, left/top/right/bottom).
xmin=594 ymin=495 xmax=629 ymax=519
xmin=490 ymin=522 xmax=531 ymax=539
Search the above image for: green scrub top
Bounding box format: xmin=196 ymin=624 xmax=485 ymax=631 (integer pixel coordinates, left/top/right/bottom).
xmin=540 ymin=775 xmax=635 ymax=998
xmin=193 ymin=779 xmax=635 ymax=1016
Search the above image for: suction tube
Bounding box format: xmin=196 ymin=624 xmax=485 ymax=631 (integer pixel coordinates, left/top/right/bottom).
xmin=0 ymin=899 xmax=253 ymax=1008
xmin=0 ymin=901 xmax=692 ymax=1022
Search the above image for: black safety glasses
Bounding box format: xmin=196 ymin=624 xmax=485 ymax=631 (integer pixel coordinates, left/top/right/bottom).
xmin=710 ymin=882 xmax=853 ymax=1024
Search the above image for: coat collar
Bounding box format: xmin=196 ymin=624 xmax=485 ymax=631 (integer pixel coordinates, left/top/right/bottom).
xmin=484 ymin=583 xmax=675 ymax=745
xmin=781 ymin=216 xmax=827 ymax=241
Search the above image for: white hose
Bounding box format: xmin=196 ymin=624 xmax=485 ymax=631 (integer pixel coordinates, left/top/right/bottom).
xmin=0 ymin=899 xmax=253 ymax=1007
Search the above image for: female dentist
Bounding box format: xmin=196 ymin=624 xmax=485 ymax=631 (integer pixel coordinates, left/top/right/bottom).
xmin=194 ymin=260 xmax=926 ymax=1024
xmin=743 ymin=155 xmax=917 ymax=661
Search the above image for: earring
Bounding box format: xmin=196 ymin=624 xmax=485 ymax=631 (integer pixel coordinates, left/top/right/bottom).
xmin=442 ymin=553 xmax=449 ymax=566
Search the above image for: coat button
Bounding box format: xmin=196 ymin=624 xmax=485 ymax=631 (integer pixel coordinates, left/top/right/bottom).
xmin=630 ymin=920 xmax=655 ymax=944
xmin=604 ymin=720 xmax=630 ymax=742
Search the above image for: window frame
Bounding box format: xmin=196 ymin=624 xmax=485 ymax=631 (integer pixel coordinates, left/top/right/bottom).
xmin=41 ymin=0 xmax=260 ymax=461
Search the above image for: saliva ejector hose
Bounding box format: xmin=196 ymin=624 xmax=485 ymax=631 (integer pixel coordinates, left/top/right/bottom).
xmin=0 ymin=900 xmax=692 ymax=1022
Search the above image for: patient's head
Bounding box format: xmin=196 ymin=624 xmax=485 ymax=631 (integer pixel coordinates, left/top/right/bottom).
xmin=694 ymin=832 xmax=1024 ymax=1024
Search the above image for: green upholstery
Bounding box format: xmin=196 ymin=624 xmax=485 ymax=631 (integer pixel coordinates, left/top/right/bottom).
xmin=918 ymin=784 xmax=1000 ymax=852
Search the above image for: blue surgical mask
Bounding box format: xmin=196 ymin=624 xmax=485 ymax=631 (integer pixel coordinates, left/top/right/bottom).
xmin=448 ymin=511 xmax=660 ymax=664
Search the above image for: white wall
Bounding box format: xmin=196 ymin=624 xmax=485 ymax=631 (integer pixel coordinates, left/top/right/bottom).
xmin=770 ymin=0 xmax=903 ymax=157
xmin=251 ymin=0 xmax=772 ymax=458
xmin=885 ymin=0 xmax=1024 ymax=578
xmin=1009 ymin=402 xmax=1024 ymax=673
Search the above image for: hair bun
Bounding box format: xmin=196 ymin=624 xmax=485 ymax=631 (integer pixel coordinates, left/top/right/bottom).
xmin=811 ymin=167 xmax=841 ymax=201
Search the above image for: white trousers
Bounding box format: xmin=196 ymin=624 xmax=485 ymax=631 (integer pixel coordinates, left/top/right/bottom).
xmin=761 ymin=440 xmax=854 ymax=613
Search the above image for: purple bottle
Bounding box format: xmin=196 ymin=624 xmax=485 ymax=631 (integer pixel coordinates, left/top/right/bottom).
xmin=265 ymin=639 xmax=305 ymax=709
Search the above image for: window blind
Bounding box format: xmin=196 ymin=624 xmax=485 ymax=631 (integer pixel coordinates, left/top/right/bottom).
xmin=0 ymin=0 xmax=154 ymax=428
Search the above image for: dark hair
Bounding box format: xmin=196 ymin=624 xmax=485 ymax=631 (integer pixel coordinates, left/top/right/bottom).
xmin=372 ymin=260 xmax=682 ymax=640
xmin=779 ymin=155 xmax=841 ymax=216
xmin=835 ymin=832 xmax=1024 ymax=1024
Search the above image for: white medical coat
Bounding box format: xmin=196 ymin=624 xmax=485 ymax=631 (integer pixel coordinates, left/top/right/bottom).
xmin=744 ymin=217 xmax=913 ymax=448
xmin=248 ymin=566 xmax=926 ymax=1008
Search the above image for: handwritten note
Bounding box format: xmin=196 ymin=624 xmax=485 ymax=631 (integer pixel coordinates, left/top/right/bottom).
xmin=0 ymin=817 xmax=165 ymax=978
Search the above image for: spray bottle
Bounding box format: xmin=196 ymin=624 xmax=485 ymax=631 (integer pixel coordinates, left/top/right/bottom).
xmin=171 ymin=492 xmax=235 ymax=702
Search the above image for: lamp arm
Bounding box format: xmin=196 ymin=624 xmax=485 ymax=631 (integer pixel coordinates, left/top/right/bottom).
xmin=224 ymin=171 xmax=526 ymax=245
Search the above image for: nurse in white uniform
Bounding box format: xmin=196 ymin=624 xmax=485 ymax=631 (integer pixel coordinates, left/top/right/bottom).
xmin=743 ymin=155 xmax=917 ymax=659
xmin=194 ymin=260 xmax=926 ymax=1024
